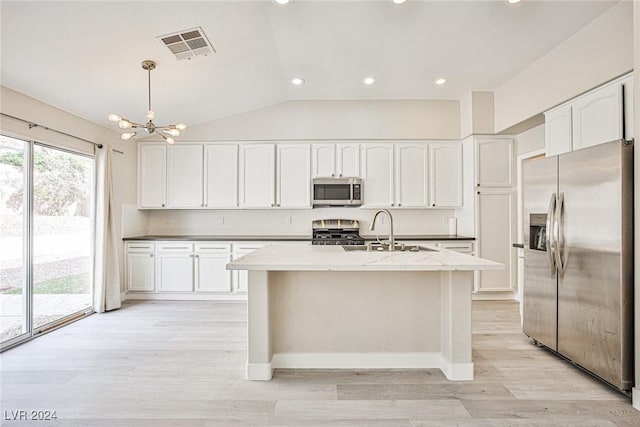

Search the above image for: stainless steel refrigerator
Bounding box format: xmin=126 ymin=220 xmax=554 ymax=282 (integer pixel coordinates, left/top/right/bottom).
xmin=523 ymin=139 xmax=634 ymax=391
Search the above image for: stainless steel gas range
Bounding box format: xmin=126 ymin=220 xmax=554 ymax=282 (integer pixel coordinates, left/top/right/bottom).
xmin=311 ymin=219 xmax=364 ymax=246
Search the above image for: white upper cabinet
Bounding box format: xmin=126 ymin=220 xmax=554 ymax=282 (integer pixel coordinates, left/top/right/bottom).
xmin=476 ymin=139 xmax=513 ymax=187
xmin=362 ymin=144 xmax=395 ymax=207
xmin=277 ymin=144 xmax=311 ymax=208
xmin=336 ymin=143 xmax=360 ymax=177
xmin=544 ymin=73 xmax=632 ymax=157
xmin=311 ymin=144 xmax=335 ymax=177
xmin=167 ymin=144 xmax=204 ymax=208
xmin=544 ymin=104 xmax=573 ymax=157
xmin=204 ymin=144 xmax=238 ymax=208
xmin=430 ymin=142 xmax=462 ymax=208
xmin=138 ymin=144 xmax=166 ymax=209
xmin=395 ymin=144 xmax=429 ymax=208
xmin=312 ymin=143 xmax=360 ymax=178
xmin=239 ymin=144 xmax=276 ymax=208
xmin=571 ymin=82 xmax=622 ymax=151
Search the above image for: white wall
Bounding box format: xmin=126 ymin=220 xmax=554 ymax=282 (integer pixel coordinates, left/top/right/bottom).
xmin=161 ymin=99 xmax=461 ymax=142
xmin=0 ymin=86 xmax=138 ymax=291
xmin=494 ymin=1 xmax=633 ymax=133
xmin=145 ymin=207 xmax=457 ymax=238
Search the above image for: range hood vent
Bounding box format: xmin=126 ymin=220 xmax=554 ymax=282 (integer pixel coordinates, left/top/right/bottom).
xmin=157 ymin=27 xmax=215 ymax=61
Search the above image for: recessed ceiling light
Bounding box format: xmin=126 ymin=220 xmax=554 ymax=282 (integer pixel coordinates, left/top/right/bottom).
xmin=275 ymin=0 xmax=290 ymax=4
xmin=508 ymin=0 xmax=521 ymax=4
xmin=363 ymin=77 xmax=376 ymax=85
xmin=291 ymin=77 xmax=305 ymax=85
xmin=393 ymin=0 xmax=407 ymax=4
xmin=434 ymin=78 xmax=447 ymax=85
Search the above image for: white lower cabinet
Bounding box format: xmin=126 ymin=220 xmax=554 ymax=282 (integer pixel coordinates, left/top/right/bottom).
xmin=126 ymin=241 xmax=306 ymax=298
xmin=157 ymin=243 xmax=195 ymax=292
xmin=195 ymin=244 xmax=232 ymax=292
xmin=126 ymin=242 xmax=155 ymax=292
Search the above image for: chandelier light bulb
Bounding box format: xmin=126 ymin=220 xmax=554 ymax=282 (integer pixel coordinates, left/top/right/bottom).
xmin=164 ymin=129 xmax=180 ymax=137
xmin=118 ymin=119 xmax=132 ymax=129
xmin=146 ymin=110 xmax=155 ymax=120
xmin=176 ymin=123 xmax=187 ymax=131
xmin=275 ymin=0 xmax=290 ymax=4
xmin=120 ymin=132 xmax=136 ymax=140
xmin=165 ymin=137 xmax=175 ymax=145
xmin=107 ymin=113 xmax=121 ymax=122
xmin=393 ymin=0 xmax=407 ymax=4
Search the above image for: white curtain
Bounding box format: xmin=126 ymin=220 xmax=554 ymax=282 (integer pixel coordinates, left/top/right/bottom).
xmin=93 ymin=146 xmax=121 ymax=312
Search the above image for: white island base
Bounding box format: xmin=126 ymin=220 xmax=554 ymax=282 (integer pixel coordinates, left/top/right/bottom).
xmin=228 ymin=244 xmax=503 ymax=382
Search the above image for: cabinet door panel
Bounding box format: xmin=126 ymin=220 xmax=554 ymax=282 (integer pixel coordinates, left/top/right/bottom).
xmin=362 ymin=144 xmax=394 ymax=207
xmin=138 ymin=145 xmax=166 ymax=208
xmin=157 ymin=255 xmax=194 ymax=292
xmin=476 ymin=139 xmax=513 ymax=187
xmin=127 ymin=253 xmax=155 ymax=291
xmin=167 ymin=144 xmax=203 ymax=208
xmin=431 ymin=143 xmax=462 ymax=207
xmin=572 ymin=83 xmax=622 ymax=150
xmin=277 ymin=145 xmax=311 ymax=208
xmin=337 ymin=143 xmax=360 ymax=177
xmin=205 ymin=145 xmax=238 ymax=208
xmin=395 ymin=144 xmax=428 ymax=207
xmin=476 ymin=191 xmax=515 ymax=292
xmin=545 ymin=105 xmax=573 ymax=157
xmin=239 ymin=144 xmax=275 ymax=208
xmin=196 ymin=254 xmax=232 ymax=292
xmin=312 ymin=144 xmax=335 ymax=178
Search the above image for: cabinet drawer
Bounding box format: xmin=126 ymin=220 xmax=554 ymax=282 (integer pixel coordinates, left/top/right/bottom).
xmin=233 ymin=243 xmax=267 ymax=253
xmin=435 ymin=241 xmax=474 ymax=253
xmin=196 ymin=243 xmax=232 ymax=253
xmin=126 ymin=242 xmax=155 ymax=253
xmin=157 ymin=243 xmax=194 ymax=253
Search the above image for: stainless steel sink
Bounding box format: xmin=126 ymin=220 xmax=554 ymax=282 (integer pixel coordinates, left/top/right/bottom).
xmin=342 ymin=244 xmax=438 ymax=252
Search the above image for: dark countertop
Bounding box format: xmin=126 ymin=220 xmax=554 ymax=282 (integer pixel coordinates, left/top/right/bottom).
xmin=123 ymin=234 xmax=475 ymax=242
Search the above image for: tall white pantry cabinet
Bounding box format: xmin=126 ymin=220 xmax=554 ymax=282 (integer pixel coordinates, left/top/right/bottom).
xmin=459 ymin=136 xmax=516 ymax=296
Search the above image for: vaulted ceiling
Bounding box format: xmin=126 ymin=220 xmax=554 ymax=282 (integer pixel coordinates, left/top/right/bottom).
xmin=0 ymin=0 xmax=618 ymax=130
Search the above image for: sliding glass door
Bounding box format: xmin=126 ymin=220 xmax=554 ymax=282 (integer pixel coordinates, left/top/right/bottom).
xmin=0 ymin=135 xmax=94 ymax=348
xmin=0 ymin=137 xmax=28 ymax=344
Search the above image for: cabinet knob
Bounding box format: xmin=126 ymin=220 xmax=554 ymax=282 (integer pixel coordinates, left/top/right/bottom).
xmin=331 ymin=173 xmax=335 ymax=177
xmin=476 ymin=183 xmax=480 ymax=187
xmin=277 ymin=204 xmax=280 ymax=207
xmin=398 ymin=203 xmax=402 ymax=207
xmin=339 ymin=174 xmax=342 ymax=177
xmin=432 ymin=203 xmax=436 ymax=207
xmin=150 ymin=254 xmax=154 ymax=257
xmin=162 ymin=204 xmax=165 ymax=207
xmin=271 ymin=203 xmax=275 ymax=207
xmin=195 ymin=254 xmax=199 ymax=258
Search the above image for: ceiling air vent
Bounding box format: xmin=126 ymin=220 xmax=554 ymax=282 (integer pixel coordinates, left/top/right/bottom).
xmin=157 ymin=27 xmax=215 ymax=61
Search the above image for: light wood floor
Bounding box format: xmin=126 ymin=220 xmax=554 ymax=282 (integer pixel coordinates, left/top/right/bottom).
xmin=1 ymin=300 xmax=639 ymax=426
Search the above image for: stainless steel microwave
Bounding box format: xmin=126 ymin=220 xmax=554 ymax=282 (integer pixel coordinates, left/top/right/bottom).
xmin=312 ymin=178 xmax=363 ymax=207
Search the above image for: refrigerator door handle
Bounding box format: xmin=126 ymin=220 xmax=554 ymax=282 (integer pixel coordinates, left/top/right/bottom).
xmin=545 ymin=193 xmax=557 ymax=275
xmin=554 ymin=192 xmax=566 ymax=277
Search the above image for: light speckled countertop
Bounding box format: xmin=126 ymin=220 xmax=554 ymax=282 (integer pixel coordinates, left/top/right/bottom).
xmin=227 ymin=244 xmax=499 ymax=272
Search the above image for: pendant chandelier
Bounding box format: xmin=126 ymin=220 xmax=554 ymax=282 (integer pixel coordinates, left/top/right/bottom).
xmin=108 ymin=60 xmax=186 ymax=144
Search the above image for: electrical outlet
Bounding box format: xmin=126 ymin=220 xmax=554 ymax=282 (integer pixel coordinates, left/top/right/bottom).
xmin=379 ymin=216 xmax=385 ymax=225
xmin=285 ymin=217 xmax=293 ymax=225
xmin=166 ymin=216 xmax=175 ymax=224
xmin=215 ymin=216 xmax=224 ymax=225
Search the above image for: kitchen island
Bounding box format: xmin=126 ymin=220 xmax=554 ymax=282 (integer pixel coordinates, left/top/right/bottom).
xmin=227 ymin=244 xmax=502 ymax=381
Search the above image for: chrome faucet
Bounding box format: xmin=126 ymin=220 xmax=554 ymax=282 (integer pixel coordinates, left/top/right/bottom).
xmin=369 ymin=209 xmax=395 ymax=251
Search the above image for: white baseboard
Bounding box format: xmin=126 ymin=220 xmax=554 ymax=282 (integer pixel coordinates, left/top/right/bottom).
xmin=633 ymin=387 xmax=640 ymax=411
xmin=125 ymin=292 xmax=247 ymax=301
xmin=439 ymin=358 xmax=474 ymax=381
xmin=472 ymin=292 xmax=517 ymax=301
xmin=246 ymin=362 xmax=273 ymax=381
